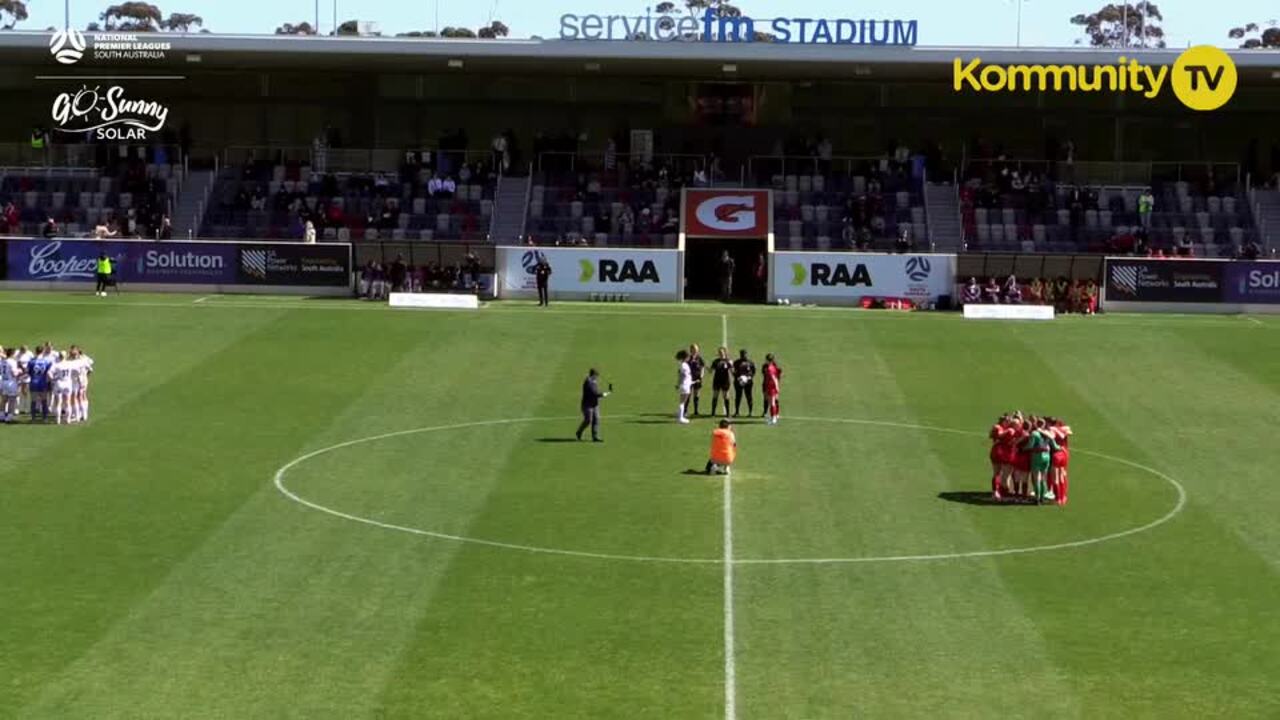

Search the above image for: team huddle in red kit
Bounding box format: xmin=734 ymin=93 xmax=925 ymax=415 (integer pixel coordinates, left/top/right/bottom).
xmin=988 ymin=413 xmax=1073 ymax=506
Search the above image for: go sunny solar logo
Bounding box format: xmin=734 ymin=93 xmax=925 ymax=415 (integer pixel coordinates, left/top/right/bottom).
xmin=953 ymin=45 xmax=1237 ymax=112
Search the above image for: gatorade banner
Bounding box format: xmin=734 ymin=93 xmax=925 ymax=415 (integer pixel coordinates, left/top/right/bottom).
xmin=772 ymin=252 xmax=956 ymax=305
xmin=497 ymin=246 xmax=679 ymax=301
xmin=682 ymin=189 xmax=772 ymax=238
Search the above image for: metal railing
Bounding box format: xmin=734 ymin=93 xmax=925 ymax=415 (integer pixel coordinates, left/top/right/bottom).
xmin=746 ymin=154 xmax=898 ymax=182
xmin=221 ymin=145 xmax=494 ymax=176
xmin=962 ymin=158 xmax=1242 ymax=188
xmin=536 ymin=151 xmax=710 ymax=177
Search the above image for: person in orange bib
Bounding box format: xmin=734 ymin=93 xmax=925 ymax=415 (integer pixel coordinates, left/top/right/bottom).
xmin=705 ymin=419 xmax=737 ymax=475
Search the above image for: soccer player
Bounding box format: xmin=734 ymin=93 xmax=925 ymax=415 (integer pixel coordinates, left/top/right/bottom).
xmin=705 ymin=419 xmax=737 ymax=475
xmin=1022 ymin=418 xmax=1061 ymax=505
xmin=761 ymin=353 xmax=782 ymax=425
xmin=685 ymin=343 xmax=705 ymax=417
xmin=74 ymin=346 xmax=94 ymax=423
xmin=50 ymin=351 xmax=74 ymax=425
xmin=0 ymin=347 xmax=21 ymax=423
xmin=675 ymin=349 xmax=693 ymax=424
xmin=709 ymin=347 xmax=733 ymax=418
xmin=1049 ymin=418 xmax=1072 ymax=506
xmin=989 ymin=415 xmax=1012 ymax=501
xmin=732 ymin=349 xmax=756 ymax=418
xmin=575 ymin=368 xmax=610 ymax=442
xmin=26 ymin=344 xmax=53 ymax=423
xmin=16 ymin=345 xmax=33 ymax=416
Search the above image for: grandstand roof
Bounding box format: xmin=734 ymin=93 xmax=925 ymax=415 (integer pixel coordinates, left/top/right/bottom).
xmin=2 ymin=31 xmax=1280 ymax=80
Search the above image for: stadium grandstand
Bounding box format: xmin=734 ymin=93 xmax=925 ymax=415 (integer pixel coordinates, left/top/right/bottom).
xmin=2 ymin=33 xmax=1279 ymax=258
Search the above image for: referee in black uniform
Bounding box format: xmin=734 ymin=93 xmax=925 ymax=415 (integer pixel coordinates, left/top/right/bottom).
xmin=732 ymin=349 xmax=756 ymax=418
xmin=576 ymin=368 xmax=610 ymax=442
xmin=535 ymin=257 xmax=552 ymax=307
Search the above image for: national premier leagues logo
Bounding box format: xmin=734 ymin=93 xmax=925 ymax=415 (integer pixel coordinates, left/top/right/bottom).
xmin=49 ymin=29 xmax=87 ymax=65
xmin=905 ymin=256 xmax=931 ymax=282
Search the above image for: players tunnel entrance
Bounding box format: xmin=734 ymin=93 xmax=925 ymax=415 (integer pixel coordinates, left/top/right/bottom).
xmin=684 ymin=238 xmax=768 ymax=303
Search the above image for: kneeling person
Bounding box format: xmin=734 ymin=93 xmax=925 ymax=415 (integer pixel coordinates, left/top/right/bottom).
xmin=705 ymin=419 xmax=737 ymax=475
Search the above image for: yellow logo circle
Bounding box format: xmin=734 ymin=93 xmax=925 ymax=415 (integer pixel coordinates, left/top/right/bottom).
xmin=1170 ymin=45 xmax=1237 ymax=111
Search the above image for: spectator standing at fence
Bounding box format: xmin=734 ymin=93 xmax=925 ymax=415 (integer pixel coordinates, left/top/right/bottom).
xmin=491 ymin=132 xmax=509 ymax=175
xmin=390 ymin=255 xmax=408 ymax=293
xmin=1138 ymin=189 xmax=1154 ymax=230
xmin=42 ymin=217 xmax=59 ymax=238
xmin=535 ymin=256 xmax=552 ymax=307
xmin=303 ymin=219 xmax=316 ymax=244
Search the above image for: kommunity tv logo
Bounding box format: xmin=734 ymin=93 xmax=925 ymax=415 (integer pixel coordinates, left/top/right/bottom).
xmin=953 ymin=45 xmax=1237 ymax=111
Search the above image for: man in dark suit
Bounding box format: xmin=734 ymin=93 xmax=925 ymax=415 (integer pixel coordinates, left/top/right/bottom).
xmin=535 ymin=257 xmax=552 ymax=306
xmin=576 ymin=368 xmax=610 ymax=442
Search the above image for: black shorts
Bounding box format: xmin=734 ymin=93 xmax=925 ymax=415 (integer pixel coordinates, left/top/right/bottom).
xmin=713 ymin=380 xmax=731 ymax=391
xmin=691 ymin=380 xmax=703 ymax=390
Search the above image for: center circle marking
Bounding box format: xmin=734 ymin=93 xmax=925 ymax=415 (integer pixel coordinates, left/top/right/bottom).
xmin=273 ymin=416 xmax=1187 ymax=565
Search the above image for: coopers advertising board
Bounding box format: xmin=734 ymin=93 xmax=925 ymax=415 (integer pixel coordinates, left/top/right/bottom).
xmin=7 ymin=238 xmax=237 ymax=284
xmin=772 ymin=252 xmax=956 ymax=305
xmin=5 ymin=238 xmax=352 ymax=291
xmin=498 ymin=246 xmax=679 ymax=301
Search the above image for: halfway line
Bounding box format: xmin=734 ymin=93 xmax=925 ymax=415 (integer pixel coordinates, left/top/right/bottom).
xmin=720 ymin=311 xmax=736 ymax=720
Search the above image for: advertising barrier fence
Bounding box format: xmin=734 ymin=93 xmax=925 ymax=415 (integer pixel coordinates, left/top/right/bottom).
xmin=2 ymin=238 xmax=352 ymax=295
xmin=771 ymin=252 xmax=956 ymax=306
xmin=1103 ymin=257 xmax=1280 ymax=313
xmin=496 ymin=246 xmax=681 ymax=301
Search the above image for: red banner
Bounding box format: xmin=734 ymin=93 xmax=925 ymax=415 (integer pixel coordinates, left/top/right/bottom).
xmin=682 ymin=189 xmax=772 ymax=238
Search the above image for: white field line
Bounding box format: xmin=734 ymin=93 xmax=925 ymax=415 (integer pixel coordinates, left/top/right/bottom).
xmin=1245 ymin=316 xmax=1264 ymax=326
xmin=723 ymin=471 xmax=737 ymax=720
xmin=192 ymin=296 xmax=212 ymax=304
xmin=720 ymin=312 xmax=737 ymax=720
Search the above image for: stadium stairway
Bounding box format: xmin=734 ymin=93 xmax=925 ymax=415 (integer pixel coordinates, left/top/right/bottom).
xmin=489 ymin=174 xmax=531 ymax=244
xmin=173 ymin=169 xmax=216 ymax=239
xmin=1252 ymin=189 xmax=1280 ymax=252
xmin=924 ymin=182 xmax=964 ymax=251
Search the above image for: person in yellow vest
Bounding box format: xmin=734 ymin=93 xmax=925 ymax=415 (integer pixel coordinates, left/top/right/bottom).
xmin=95 ymin=253 xmax=113 ymax=297
xmin=704 ymin=419 xmax=737 ymax=475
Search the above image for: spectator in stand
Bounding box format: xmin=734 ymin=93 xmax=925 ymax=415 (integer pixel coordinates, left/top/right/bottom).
xmin=840 ymin=219 xmax=856 ymax=249
xmin=1239 ymin=240 xmax=1262 ymax=260
xmin=303 ymin=218 xmax=316 ymax=244
xmin=856 ymin=227 xmax=872 ymax=251
xmin=390 ymin=255 xmax=408 ymax=292
xmin=1003 ymin=275 xmax=1023 ymax=304
xmin=158 ymin=216 xmax=173 ymax=240
xmin=693 ymin=167 xmax=708 ymax=187
xmin=661 ymin=210 xmax=679 ymax=234
xmin=93 ymin=221 xmax=117 ymax=239
xmin=441 ymin=175 xmax=457 ymax=198
xmin=250 ymin=186 xmax=266 ymax=211
xmin=428 ymin=173 xmax=445 ymax=198
xmin=491 ymin=132 xmax=509 ymax=175
xmin=41 ymin=217 xmax=59 ymax=238
xmin=983 ymin=277 xmax=1002 ymax=304
xmin=1138 ymin=189 xmax=1154 ymax=230
xmin=894 ymin=227 xmax=913 ymax=254
xmin=1 ymin=202 xmax=18 ymax=234
xmin=1134 ymin=231 xmax=1150 ymax=257
xmin=1176 ymin=234 xmax=1194 ymax=257
xmin=961 ymin=277 xmax=982 ymax=305
xmin=618 ymin=206 xmax=635 ymax=240
xmin=325 ymin=201 xmax=345 ymax=228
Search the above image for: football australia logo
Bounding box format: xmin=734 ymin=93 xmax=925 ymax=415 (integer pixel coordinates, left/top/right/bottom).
xmin=49 ymin=28 xmax=87 ymax=65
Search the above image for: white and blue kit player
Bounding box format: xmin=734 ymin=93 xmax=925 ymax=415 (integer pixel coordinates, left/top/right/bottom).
xmin=0 ymin=349 xmax=20 ymax=423
xmin=27 ymin=347 xmax=54 ymax=422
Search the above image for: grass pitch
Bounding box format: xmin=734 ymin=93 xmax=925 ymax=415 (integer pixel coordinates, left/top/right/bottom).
xmin=1 ymin=292 xmax=1278 ymax=719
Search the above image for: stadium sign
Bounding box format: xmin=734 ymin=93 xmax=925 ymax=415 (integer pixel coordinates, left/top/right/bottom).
xmin=50 ymin=85 xmax=169 ymax=140
xmin=1105 ymin=258 xmax=1224 ymax=303
xmin=682 ymin=189 xmax=772 ymax=238
xmin=772 ymin=252 xmax=955 ymax=306
xmin=954 ymin=45 xmax=1237 ymax=112
xmin=559 ymin=11 xmax=918 ymax=45
xmin=497 ymin=246 xmax=679 ymax=301
xmin=49 ymin=30 xmax=170 ymax=65
xmin=4 ymin=239 xmax=353 ymax=290
xmin=1224 ymin=262 xmax=1280 ymax=304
